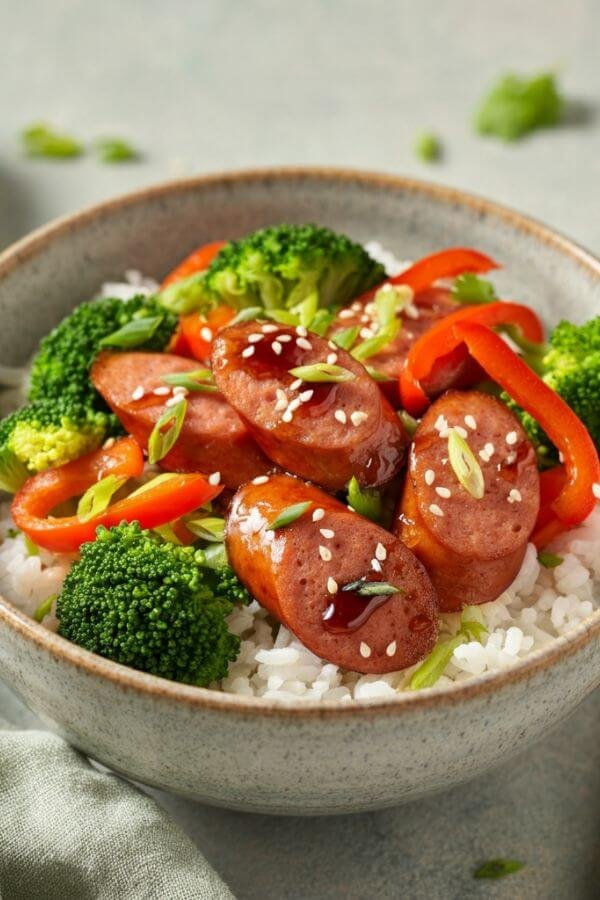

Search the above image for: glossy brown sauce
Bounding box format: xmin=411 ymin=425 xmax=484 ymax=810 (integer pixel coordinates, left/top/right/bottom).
xmin=322 ymin=587 xmax=392 ymax=634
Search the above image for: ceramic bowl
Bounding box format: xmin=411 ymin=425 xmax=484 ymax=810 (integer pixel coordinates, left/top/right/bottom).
xmin=0 ymin=169 xmax=598 ymax=815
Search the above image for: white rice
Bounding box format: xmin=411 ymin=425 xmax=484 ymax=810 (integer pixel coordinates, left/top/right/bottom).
xmin=0 ymin=251 xmax=597 ymax=703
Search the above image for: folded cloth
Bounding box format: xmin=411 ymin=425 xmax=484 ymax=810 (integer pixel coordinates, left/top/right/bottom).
xmin=0 ymin=722 xmax=234 ymax=900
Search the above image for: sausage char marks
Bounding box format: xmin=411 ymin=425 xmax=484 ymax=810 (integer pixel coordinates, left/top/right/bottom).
xmin=211 ymin=321 xmax=408 ymax=491
xmin=397 ymin=390 xmax=540 ymax=610
xmin=226 ymin=474 xmax=438 ymax=674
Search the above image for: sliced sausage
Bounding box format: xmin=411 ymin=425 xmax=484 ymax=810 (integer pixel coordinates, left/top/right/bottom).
xmin=91 ymin=351 xmax=272 ymax=490
xmin=328 ymin=288 xmax=480 ymax=404
xmin=226 ymin=473 xmax=439 ymax=674
xmin=211 ymin=322 xmax=408 ymax=491
xmin=396 ymin=390 xmax=540 ymax=610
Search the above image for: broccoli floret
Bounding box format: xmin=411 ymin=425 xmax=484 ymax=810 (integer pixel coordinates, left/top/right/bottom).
xmin=160 ymin=224 xmax=385 ymax=314
xmin=29 ymin=295 xmax=178 ymax=410
xmin=0 ymin=398 xmax=110 ymax=491
xmin=56 ymin=522 xmax=243 ymax=686
xmin=505 ymin=317 xmax=600 ymax=458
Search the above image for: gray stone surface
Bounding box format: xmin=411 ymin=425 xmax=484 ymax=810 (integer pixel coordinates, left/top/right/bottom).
xmin=0 ymin=1 xmax=598 ymax=897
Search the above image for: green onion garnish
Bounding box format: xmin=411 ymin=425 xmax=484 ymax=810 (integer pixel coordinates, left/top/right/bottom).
xmin=331 ymin=326 xmax=360 ymax=351
xmin=127 ymin=473 xmax=181 ymax=498
xmin=100 ymin=316 xmax=164 ymax=349
xmin=158 ymin=274 xmax=212 ymax=315
xmin=77 ymin=474 xmax=128 ymax=522
xmin=351 ymin=319 xmax=401 ymax=362
xmin=33 ymin=594 xmax=57 ymax=623
xmin=288 ymin=363 xmax=356 ymax=383
xmin=161 ymin=369 xmax=217 ymax=393
xmin=147 ymin=399 xmax=187 ymax=464
xmin=398 ymin=409 xmax=419 ymax=436
xmin=229 ymin=306 xmax=264 ymax=325
xmin=21 ymin=123 xmax=83 ymax=159
xmin=186 ymin=516 xmax=226 ymax=542
xmin=342 ymin=578 xmax=402 ymax=597
xmin=308 ymin=308 xmax=335 ymax=336
xmin=537 ymin=551 xmax=563 ymax=568
xmin=366 ymin=367 xmax=395 ymax=383
xmin=451 ymin=273 xmax=496 ymax=305
xmin=264 ymin=308 xmax=299 ymax=326
xmin=473 ymin=859 xmax=525 ymax=879
xmin=448 ymin=428 xmax=485 ymax=499
xmin=153 ymin=523 xmax=183 ymax=545
xmin=409 ymin=607 xmax=488 ymax=690
xmin=291 ymin=293 xmax=318 ymax=328
xmin=96 ymin=138 xmax=139 ymax=164
xmin=347 ymin=476 xmax=383 ymax=523
xmin=267 ymin=501 xmax=312 ymax=530
xmin=374 ymin=283 xmax=411 ymax=329
xmin=24 ymin=534 xmax=39 ymax=557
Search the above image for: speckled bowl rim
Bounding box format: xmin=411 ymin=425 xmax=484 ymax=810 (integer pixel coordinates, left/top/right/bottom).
xmin=0 ymin=166 xmax=598 ymax=719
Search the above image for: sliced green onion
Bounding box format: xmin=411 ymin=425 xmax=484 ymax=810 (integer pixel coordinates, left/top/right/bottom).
xmin=398 ymin=409 xmax=419 ymax=436
xmin=127 ymin=473 xmax=181 ymax=498
xmin=537 ymin=551 xmax=563 ymax=568
xmin=100 ymin=315 xmax=163 ymax=349
xmin=267 ymin=501 xmax=312 ymax=530
xmin=33 ymin=594 xmax=57 ymax=623
xmin=96 ymin=138 xmax=139 ymax=163
xmin=374 ymin=283 xmax=412 ymax=329
xmin=474 ymin=860 xmax=525 ymax=880
xmin=24 ymin=534 xmax=39 ymax=556
xmin=451 ymin=273 xmax=496 ymax=305
xmin=229 ymin=306 xmax=264 ymax=325
xmin=147 ymin=399 xmax=187 ymax=464
xmin=264 ymin=308 xmax=299 ymax=326
xmin=77 ymin=474 xmax=128 ymax=522
xmin=410 ymin=605 xmax=488 ymax=689
xmin=331 ymin=325 xmax=360 ymax=351
xmin=342 ymin=578 xmax=402 ymax=597
xmin=161 ymin=369 xmax=217 ymax=393
xmin=186 ymin=516 xmax=226 ymax=542
xmin=365 ymin=366 xmax=395 ymax=383
xmin=347 ymin=476 xmax=383 ymax=523
xmin=308 ymin=308 xmax=335 ymax=336
xmin=291 ymin=293 xmax=318 ymax=328
xmin=21 ymin=123 xmax=83 ymax=159
xmin=288 ymin=363 xmax=356 ymax=383
xmin=153 ymin=523 xmax=183 ymax=544
xmin=448 ymin=428 xmax=485 ymax=499
xmin=351 ymin=319 xmax=401 ymax=362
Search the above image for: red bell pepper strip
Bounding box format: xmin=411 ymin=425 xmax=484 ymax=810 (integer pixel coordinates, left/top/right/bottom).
xmin=179 ymin=305 xmax=236 ymax=362
xmin=11 ymin=437 xmax=222 ymax=552
xmin=531 ymin=465 xmax=568 ymax=548
xmin=399 ymin=301 xmax=545 ymax=415
xmin=161 ymin=240 xmax=227 ymax=288
xmin=390 ymin=247 xmax=499 ymax=293
xmin=443 ymin=322 xmax=598 ymax=531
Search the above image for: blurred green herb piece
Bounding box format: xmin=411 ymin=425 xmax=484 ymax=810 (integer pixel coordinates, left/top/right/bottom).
xmin=96 ymin=138 xmax=140 ymax=163
xmin=474 ymin=859 xmax=525 ymax=879
xmin=452 ymin=273 xmax=496 ymax=305
xmin=474 ymin=72 xmax=563 ymax=141
xmin=21 ymin=123 xmax=83 ymax=159
xmin=537 ymin=551 xmax=563 ymax=568
xmin=414 ymin=131 xmax=442 ymax=162
xmin=409 ymin=606 xmax=487 ymax=690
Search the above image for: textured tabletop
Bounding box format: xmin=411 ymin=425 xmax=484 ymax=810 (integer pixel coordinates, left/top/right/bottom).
xmin=1 ymin=1 xmax=598 ymax=897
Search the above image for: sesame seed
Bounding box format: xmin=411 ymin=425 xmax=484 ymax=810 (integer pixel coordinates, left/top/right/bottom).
xmin=320 ymin=528 xmax=335 ymax=539
xmin=435 ymin=486 xmax=451 ymax=498
xmin=252 ymin=475 xmax=269 ymax=485
xmin=371 ymin=558 xmax=382 ymax=573
xmin=241 ymin=346 xmax=255 ymax=358
xmin=593 ymin=483 xmax=600 ymax=500
xmin=404 ymin=304 xmax=420 ymax=320
xmin=508 ymin=488 xmax=522 ymax=503
xmin=429 ymin=503 xmax=444 ymax=517
xmin=165 ymin=395 xmax=181 ymax=407
xmin=359 ymin=642 xmax=372 ymax=659
xmin=464 ymin=415 xmax=477 ymax=430
xmin=153 ymin=386 xmax=171 ymax=396
xmin=277 ymin=334 xmax=292 ymax=343
xmin=327 ymin=577 xmax=338 ymax=594
xmin=434 ymin=414 xmax=448 ymax=433
xmin=506 ymin=451 xmax=517 ymax=465
xmin=351 ymin=301 xmax=363 ymax=311
xmin=200 ymin=326 xmax=213 ymax=342
xmin=262 ymin=324 xmax=278 ymax=333
xmin=339 ymin=309 xmax=355 ymax=320
xmin=319 ymin=545 xmax=332 ymax=562
xmin=359 ymin=327 xmax=375 ymax=339
xmin=328 ymin=340 xmax=337 ymax=350
xmin=559 ymin=451 xmax=565 ymax=463
xmin=479 ymin=450 xmax=490 ymax=462
xmin=386 ymin=641 xmax=397 ymax=657
xmin=323 ymin=603 xmax=334 ymax=621
xmin=454 ymin=426 xmax=468 ymax=439
xmin=350 ymin=411 xmax=369 ymax=427
xmin=312 ymin=508 xmax=325 ymax=522
xmin=172 ymin=385 xmax=188 ymax=396
xmin=296 ymin=337 xmax=312 ymax=351
xmin=103 ymin=437 xmax=116 ymax=449
xmin=326 ymin=352 xmax=338 ymax=365
xmin=506 ymin=431 xmax=518 ymax=445
xmin=248 ymin=333 xmax=264 ymax=343
xmin=334 ymin=409 xmax=347 ymax=425
xmin=425 ymin=469 xmax=435 ymax=485
xmin=441 ymin=457 xmax=448 ymax=465
xmin=131 ymin=385 xmax=145 ymax=401
xmin=485 ymin=442 xmax=495 ymax=456
xmin=281 ymin=410 xmax=293 ymax=423
xmin=271 ymin=341 xmax=282 ymax=356
xmin=274 ymin=389 xmax=288 ymax=411
xmin=287 ymin=398 xmax=301 ymax=413
xmin=296 ymin=326 xmax=308 ymax=337
xmin=375 ymin=542 xmax=387 ymax=561
xmin=289 ymin=378 xmax=302 ymax=390
xmin=208 ymin=471 xmax=220 ymax=486
xmin=300 ymin=389 xmax=314 ymax=402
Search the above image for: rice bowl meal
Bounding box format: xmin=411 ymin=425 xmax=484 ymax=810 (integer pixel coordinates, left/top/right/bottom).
xmin=1 ymin=225 xmax=598 ymax=705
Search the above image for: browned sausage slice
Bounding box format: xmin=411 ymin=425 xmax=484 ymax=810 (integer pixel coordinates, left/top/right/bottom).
xmin=396 ymin=390 xmax=540 ymax=610
xmin=91 ymin=351 xmax=272 ymax=490
xmin=211 ymin=322 xmax=408 ymax=491
xmin=226 ymin=473 xmax=438 ymax=674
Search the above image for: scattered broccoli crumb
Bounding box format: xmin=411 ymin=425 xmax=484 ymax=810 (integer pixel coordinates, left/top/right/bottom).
xmin=96 ymin=138 xmax=140 ymax=164
xmin=474 ymin=71 xmax=562 ymax=141
xmin=537 ymin=551 xmax=563 ymax=568
xmin=21 ymin=123 xmax=84 ymax=159
xmin=474 ymin=859 xmax=525 ymax=879
xmin=414 ymin=132 xmax=442 ymax=163
xmin=451 ymin=273 xmax=496 ymax=305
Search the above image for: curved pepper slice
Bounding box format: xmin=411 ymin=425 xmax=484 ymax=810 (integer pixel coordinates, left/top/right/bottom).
xmin=12 ymin=437 xmax=222 ymax=552
xmin=161 ymin=240 xmax=227 ymax=288
xmin=399 ymin=301 xmax=546 ymax=415
xmin=179 ymin=305 xmax=236 ymax=362
xmin=389 ymin=247 xmax=499 ymax=293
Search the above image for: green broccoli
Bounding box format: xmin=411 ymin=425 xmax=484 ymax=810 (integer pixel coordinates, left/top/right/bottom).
xmin=0 ymin=397 xmax=110 ymax=491
xmin=505 ymin=317 xmax=600 ymax=460
xmin=29 ymin=295 xmax=178 ymax=409
xmin=56 ymin=522 xmax=246 ymax=686
xmin=159 ymin=224 xmax=385 ymax=315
